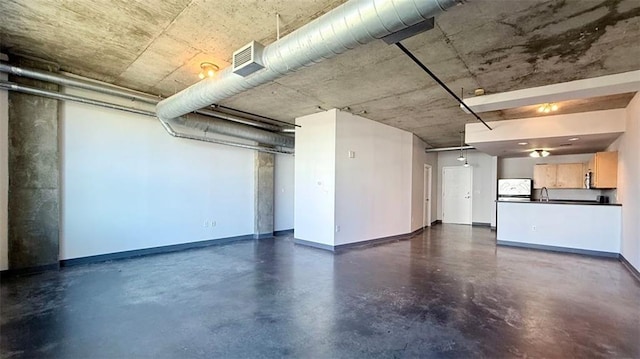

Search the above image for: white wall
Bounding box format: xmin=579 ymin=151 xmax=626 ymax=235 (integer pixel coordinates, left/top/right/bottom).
xmin=60 ymin=90 xmax=255 ymax=260
xmin=499 ymin=153 xmax=604 ymax=201
xmin=608 ymin=92 xmax=640 ymax=271
xmin=294 ymin=110 xmax=336 ymax=246
xmin=411 ymin=136 xmax=438 ymax=231
xmin=274 ymin=154 xmax=294 ymax=231
xmin=437 ymin=150 xmax=495 ymax=225
xmin=333 ymin=110 xmax=413 ymax=246
xmin=0 ymin=62 xmax=8 ymax=270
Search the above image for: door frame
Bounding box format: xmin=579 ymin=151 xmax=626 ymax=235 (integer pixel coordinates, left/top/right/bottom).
xmin=442 ymin=166 xmax=473 ymax=225
xmin=423 ymin=164 xmax=432 ymax=228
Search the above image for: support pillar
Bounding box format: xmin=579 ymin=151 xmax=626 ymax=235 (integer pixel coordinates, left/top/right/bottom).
xmin=8 ymin=56 xmax=60 ymax=271
xmin=254 ymin=151 xmax=274 ymax=239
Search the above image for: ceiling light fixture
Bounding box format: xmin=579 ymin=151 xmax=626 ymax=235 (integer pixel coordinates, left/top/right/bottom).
xmin=537 ymin=103 xmax=559 ymax=113
xmin=568 ymin=137 xmax=579 ymax=141
xmin=457 ymin=131 xmax=466 ymax=162
xmin=198 ymin=62 xmax=219 ymax=80
xmin=518 ymin=142 xmax=528 ymax=145
xmin=529 ymin=149 xmax=550 ymax=158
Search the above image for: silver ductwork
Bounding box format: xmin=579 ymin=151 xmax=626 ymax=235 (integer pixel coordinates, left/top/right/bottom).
xmin=173 ymin=114 xmax=294 ymax=148
xmin=156 ymin=0 xmax=463 ymax=121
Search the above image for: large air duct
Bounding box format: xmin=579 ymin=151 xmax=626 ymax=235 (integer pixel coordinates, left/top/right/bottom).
xmin=156 ymin=0 xmax=463 ymax=121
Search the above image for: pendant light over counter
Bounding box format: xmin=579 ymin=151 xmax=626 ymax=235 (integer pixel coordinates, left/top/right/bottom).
xmin=457 ymin=131 xmax=466 ymax=162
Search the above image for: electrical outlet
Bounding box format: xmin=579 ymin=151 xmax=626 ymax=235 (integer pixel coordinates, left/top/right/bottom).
xmin=204 ymin=220 xmax=209 ymax=228
xmin=335 ymin=225 xmax=341 ymax=232
xmin=211 ymin=220 xmax=216 ymax=227
xmin=532 ymin=225 xmax=536 ymax=231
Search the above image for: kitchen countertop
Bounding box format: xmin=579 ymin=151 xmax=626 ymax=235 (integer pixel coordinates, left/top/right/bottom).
xmin=496 ymin=199 xmax=621 ymax=206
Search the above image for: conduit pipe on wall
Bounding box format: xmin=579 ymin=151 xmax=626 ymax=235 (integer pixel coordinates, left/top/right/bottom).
xmin=0 ymin=80 xmax=294 ymax=154
xmin=156 ymin=0 xmax=463 ymax=121
xmin=0 ymin=62 xmax=287 ymax=132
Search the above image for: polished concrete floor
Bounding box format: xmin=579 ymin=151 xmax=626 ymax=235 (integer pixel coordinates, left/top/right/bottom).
xmin=1 ymin=225 xmax=639 ymax=358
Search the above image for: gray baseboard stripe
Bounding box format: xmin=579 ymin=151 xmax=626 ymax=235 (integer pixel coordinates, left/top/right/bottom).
xmin=293 ymin=238 xmax=336 ymax=252
xmin=432 ymin=220 xmax=442 ymax=225
xmin=60 ymin=234 xmax=255 ymax=267
xmin=254 ymin=233 xmax=274 ymax=240
xmin=273 ymin=229 xmax=294 ymax=236
xmin=472 ymin=222 xmax=491 ymax=227
xmin=490 ymin=226 xmax=497 ymax=231
xmin=295 ymin=230 xmax=422 ymax=253
xmin=619 ymin=254 xmax=640 ymax=282
xmin=1 ymin=263 xmax=60 ymax=277
xmin=497 ymin=240 xmax=618 ymax=258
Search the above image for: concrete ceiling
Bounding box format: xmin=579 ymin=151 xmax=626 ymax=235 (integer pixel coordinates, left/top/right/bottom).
xmin=1 ymin=0 xmax=639 ymax=147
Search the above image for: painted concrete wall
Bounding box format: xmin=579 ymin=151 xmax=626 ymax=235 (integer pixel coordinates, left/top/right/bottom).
xmin=294 ymin=110 xmax=336 ymax=246
xmin=437 ymin=150 xmax=495 ymax=225
xmin=0 ymin=67 xmax=8 ymax=270
xmin=411 ymin=136 xmax=438 ymax=232
xmin=499 ymin=153 xmax=604 ymax=201
xmin=608 ymin=92 xmax=640 ymax=271
xmin=60 ymin=90 xmax=255 ymax=260
xmin=274 ymin=154 xmax=294 ymax=231
xmin=333 ymin=110 xmax=413 ymax=246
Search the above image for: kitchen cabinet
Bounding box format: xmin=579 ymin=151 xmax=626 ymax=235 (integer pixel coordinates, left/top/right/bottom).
xmin=533 ymin=163 xmax=584 ymax=189
xmin=556 ymin=163 xmax=584 ymax=188
xmin=587 ymin=151 xmax=618 ymax=188
xmin=533 ymin=164 xmax=556 ymax=188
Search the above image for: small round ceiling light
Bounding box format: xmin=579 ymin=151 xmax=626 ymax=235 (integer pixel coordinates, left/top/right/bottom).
xmin=198 ymin=62 xmax=219 ymax=79
xmin=518 ymin=142 xmax=528 ymax=145
xmin=529 ymin=149 xmax=550 ymax=158
xmin=537 ymin=103 xmax=559 ymax=113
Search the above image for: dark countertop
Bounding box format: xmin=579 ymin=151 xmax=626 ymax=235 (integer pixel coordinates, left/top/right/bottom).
xmin=497 ymin=199 xmax=622 ymax=206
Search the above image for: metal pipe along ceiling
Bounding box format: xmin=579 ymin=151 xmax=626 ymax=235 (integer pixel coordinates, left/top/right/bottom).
xmin=0 ymin=62 xmax=287 ymax=133
xmin=0 ymin=80 xmax=294 ymax=154
xmin=156 ymin=0 xmax=463 ymax=121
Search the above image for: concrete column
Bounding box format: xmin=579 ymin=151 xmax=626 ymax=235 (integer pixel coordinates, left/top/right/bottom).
xmin=8 ymin=57 xmax=60 ymax=271
xmin=254 ymin=151 xmax=274 ymax=238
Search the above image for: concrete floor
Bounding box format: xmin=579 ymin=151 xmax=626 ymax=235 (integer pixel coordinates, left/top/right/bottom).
xmin=1 ymin=225 xmax=639 ymax=358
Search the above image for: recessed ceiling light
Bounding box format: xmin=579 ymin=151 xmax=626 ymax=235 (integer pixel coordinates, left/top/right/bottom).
xmin=518 ymin=142 xmax=528 ymax=145
xmin=568 ymin=137 xmax=579 ymax=141
xmin=537 ymin=103 xmax=559 ymax=113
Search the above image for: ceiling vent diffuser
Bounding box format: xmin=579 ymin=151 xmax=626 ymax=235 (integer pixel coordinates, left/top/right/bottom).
xmin=232 ymin=41 xmax=265 ymax=77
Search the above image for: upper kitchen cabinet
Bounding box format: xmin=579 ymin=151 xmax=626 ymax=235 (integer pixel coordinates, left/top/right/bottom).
xmin=588 ymin=151 xmax=618 ymax=188
xmin=556 ymin=163 xmax=584 ymax=188
xmin=533 ymin=163 xmax=584 ymax=189
xmin=533 ymin=164 xmax=557 ymax=188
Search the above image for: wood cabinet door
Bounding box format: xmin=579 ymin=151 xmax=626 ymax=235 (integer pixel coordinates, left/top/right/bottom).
xmin=533 ymin=164 xmax=556 ymax=188
xmin=593 ymin=151 xmax=618 ymax=188
xmin=556 ymin=163 xmax=584 ymax=188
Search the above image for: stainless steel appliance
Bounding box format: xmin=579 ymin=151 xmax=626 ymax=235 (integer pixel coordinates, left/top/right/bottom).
xmin=498 ymin=178 xmax=533 ymax=201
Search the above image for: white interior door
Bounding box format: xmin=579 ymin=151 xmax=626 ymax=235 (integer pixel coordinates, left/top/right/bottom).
xmin=423 ymin=165 xmax=432 ymax=227
xmin=442 ymin=166 xmax=472 ymax=225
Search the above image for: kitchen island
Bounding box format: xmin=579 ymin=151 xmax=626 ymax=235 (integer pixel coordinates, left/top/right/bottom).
xmin=497 ymin=200 xmax=621 ymax=256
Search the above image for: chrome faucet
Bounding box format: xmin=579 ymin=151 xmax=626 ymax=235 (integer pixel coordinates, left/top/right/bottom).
xmin=540 ymin=187 xmax=549 ymax=202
